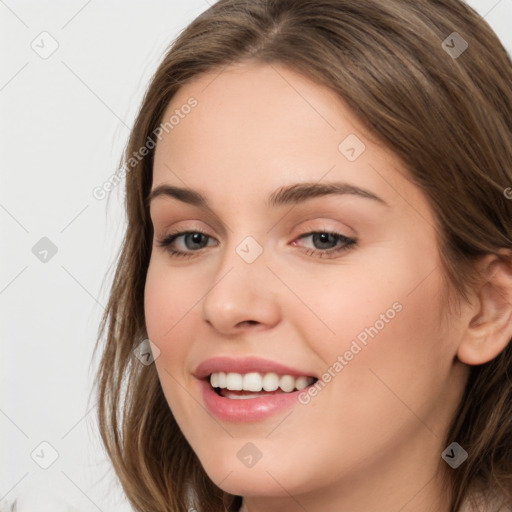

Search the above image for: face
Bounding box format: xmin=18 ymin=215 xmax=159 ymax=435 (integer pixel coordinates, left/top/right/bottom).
xmin=145 ymin=61 xmax=469 ymax=509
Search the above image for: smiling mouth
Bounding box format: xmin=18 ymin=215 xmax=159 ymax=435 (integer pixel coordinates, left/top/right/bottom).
xmin=208 ymin=371 xmax=318 ymax=399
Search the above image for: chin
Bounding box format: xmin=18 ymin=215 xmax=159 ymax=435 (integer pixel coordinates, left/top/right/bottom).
xmin=209 ymin=469 xmax=295 ymax=498
xmin=196 ymin=449 xmax=308 ymax=498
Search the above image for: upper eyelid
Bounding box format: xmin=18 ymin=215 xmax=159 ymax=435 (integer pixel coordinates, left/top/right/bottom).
xmin=158 ymin=213 xmax=356 ymax=237
xmin=149 ymin=193 xmax=371 ymax=236
xmin=155 ymin=216 xmax=355 ymax=236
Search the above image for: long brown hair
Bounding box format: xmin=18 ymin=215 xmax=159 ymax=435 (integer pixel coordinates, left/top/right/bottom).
xmin=95 ymin=1 xmax=512 ymax=510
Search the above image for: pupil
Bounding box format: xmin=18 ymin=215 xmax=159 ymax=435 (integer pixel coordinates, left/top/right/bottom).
xmin=186 ymin=233 xmax=207 ymax=249
xmin=313 ymin=233 xmax=337 ymax=249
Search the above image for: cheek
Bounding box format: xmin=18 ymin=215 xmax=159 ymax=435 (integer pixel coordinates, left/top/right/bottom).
xmin=144 ymin=259 xmax=203 ymax=426
xmin=284 ymin=245 xmax=450 ymax=408
xmin=143 ymin=258 xmax=203 ymax=401
xmin=144 ymin=258 xmax=202 ymax=342
xmin=279 ymin=258 xmax=444 ymax=362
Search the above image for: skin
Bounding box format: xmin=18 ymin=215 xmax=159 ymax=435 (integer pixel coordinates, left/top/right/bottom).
xmin=144 ymin=61 xmax=512 ymax=512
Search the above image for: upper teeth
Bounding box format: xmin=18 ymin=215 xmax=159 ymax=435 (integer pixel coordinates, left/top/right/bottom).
xmin=209 ymin=372 xmax=315 ymax=393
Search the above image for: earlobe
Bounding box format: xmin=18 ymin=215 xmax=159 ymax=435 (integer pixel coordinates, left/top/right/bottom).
xmin=457 ymin=252 xmax=512 ymax=366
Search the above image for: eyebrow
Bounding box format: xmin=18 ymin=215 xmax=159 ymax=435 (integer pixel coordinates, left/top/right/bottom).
xmin=148 ymin=181 xmax=388 ymax=208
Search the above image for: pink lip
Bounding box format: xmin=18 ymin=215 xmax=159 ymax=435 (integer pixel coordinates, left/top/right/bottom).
xmin=193 ymin=356 xmax=317 ymax=380
xmin=197 ymin=379 xmax=310 ymax=423
xmin=193 ymin=356 xmax=317 ymax=423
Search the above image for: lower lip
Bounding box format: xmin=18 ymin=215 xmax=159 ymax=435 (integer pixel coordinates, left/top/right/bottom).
xmin=198 ymin=379 xmax=308 ymax=423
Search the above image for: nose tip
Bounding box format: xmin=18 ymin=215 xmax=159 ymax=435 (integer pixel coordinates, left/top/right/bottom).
xmin=201 ymin=263 xmax=281 ymax=335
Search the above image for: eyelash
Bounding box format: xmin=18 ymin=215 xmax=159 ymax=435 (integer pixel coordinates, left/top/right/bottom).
xmin=157 ymin=229 xmax=357 ymax=260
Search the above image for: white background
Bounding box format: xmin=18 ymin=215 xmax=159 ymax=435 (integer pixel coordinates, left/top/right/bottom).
xmin=1 ymin=1 xmax=511 ymax=510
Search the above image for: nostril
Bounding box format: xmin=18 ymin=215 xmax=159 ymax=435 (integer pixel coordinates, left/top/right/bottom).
xmin=238 ymin=320 xmax=258 ymax=327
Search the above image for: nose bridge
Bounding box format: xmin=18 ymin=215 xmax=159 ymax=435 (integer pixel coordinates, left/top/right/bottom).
xmin=201 ymin=232 xmax=280 ymax=332
xmin=215 ymin=231 xmax=268 ymax=281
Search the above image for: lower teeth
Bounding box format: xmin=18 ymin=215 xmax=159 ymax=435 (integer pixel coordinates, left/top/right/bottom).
xmin=217 ymin=389 xmax=285 ymax=399
xmin=225 ymin=393 xmax=266 ymax=400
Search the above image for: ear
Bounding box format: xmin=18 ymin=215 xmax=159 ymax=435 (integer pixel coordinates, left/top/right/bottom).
xmin=457 ymin=251 xmax=512 ymax=366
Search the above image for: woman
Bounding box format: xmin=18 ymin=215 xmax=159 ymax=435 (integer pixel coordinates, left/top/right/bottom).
xmin=95 ymin=1 xmax=512 ymax=510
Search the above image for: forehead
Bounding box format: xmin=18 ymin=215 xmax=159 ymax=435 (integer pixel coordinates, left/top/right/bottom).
xmin=151 ymin=61 xmax=423 ymax=217
xmin=157 ymin=62 xmax=363 ymax=161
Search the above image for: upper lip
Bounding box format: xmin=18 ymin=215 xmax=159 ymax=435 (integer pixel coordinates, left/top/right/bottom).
xmin=193 ymin=356 xmax=318 ymax=380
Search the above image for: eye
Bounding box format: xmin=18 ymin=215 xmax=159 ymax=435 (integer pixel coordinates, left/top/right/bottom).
xmin=157 ymin=230 xmax=357 ymax=260
xmin=292 ymin=231 xmax=357 ymax=258
xmin=157 ymin=230 xmax=217 ymax=258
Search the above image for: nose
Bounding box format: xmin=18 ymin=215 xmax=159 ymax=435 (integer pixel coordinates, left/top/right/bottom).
xmin=201 ymin=242 xmax=281 ymax=335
